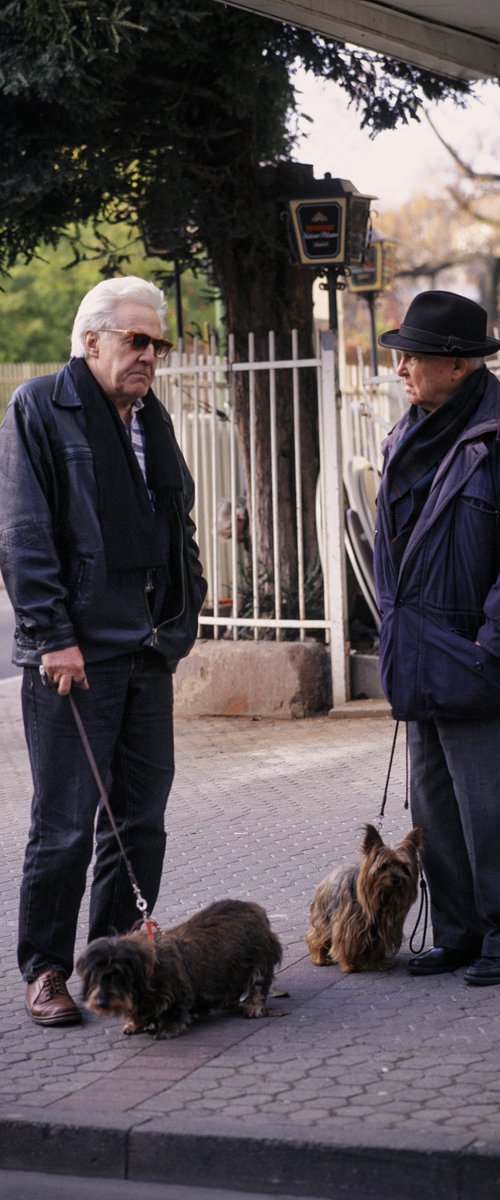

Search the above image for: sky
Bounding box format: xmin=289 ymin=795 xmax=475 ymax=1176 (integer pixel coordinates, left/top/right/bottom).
xmin=292 ymin=70 xmax=500 ymax=211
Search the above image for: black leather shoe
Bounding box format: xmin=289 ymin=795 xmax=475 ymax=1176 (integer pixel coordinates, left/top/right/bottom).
xmin=408 ymin=947 xmax=477 ymax=976
xmin=464 ymin=957 xmax=500 ymax=986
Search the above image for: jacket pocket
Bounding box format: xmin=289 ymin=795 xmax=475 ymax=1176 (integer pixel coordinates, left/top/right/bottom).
xmin=420 ymin=613 xmax=500 ymax=719
xmin=67 ymin=555 xmax=96 ymax=609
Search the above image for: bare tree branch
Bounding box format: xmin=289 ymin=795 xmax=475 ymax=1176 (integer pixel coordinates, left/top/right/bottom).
xmin=446 ymin=186 xmax=500 ymax=230
xmin=396 ymin=249 xmax=499 ymax=279
xmin=424 ymin=110 xmax=500 ymax=184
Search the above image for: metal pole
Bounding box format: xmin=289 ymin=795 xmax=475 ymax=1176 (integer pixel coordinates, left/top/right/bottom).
xmin=366 ymin=293 xmax=379 ymax=376
xmin=174 ymin=258 xmax=183 ymax=341
xmin=327 ymin=267 xmax=338 ymax=333
xmin=326 ymin=267 xmax=343 ymax=407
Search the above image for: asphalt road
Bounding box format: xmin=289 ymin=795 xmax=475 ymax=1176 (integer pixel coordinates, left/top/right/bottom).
xmin=0 ymin=1173 xmax=323 ymax=1200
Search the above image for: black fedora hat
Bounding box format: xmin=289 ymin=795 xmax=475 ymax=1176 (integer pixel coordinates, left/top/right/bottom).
xmin=378 ymin=290 xmax=500 ymax=358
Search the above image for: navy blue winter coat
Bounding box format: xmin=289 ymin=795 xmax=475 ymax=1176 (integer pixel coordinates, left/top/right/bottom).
xmin=0 ymin=363 xmax=207 ymax=670
xmin=374 ymin=369 xmax=500 ymax=721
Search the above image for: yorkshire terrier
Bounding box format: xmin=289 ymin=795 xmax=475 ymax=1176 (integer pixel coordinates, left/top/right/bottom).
xmin=77 ymin=898 xmax=283 ymax=1038
xmin=305 ymin=824 xmax=423 ymax=973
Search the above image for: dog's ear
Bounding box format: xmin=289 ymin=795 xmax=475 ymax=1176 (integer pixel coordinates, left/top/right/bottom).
xmin=76 ymin=939 xmax=109 ymax=979
xmin=360 ymin=824 xmax=384 ymax=855
xmin=401 ymin=826 xmax=424 ymax=853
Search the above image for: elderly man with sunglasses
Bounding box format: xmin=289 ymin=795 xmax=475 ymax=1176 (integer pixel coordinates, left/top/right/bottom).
xmin=0 ymin=276 xmax=207 ymax=1026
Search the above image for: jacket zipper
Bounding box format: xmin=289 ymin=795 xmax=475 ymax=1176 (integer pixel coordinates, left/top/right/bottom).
xmin=145 ymin=509 xmax=188 ymax=649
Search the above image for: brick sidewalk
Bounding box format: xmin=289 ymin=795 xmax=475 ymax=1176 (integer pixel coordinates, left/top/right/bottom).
xmin=0 ymin=676 xmax=499 ymax=1199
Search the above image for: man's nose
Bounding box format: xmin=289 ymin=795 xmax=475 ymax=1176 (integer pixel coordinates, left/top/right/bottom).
xmin=139 ymin=340 xmax=156 ymax=363
xmin=397 ymin=355 xmax=408 ymax=376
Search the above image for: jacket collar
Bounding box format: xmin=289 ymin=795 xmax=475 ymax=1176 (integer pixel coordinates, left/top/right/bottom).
xmin=52 ymin=360 xmax=83 ymax=408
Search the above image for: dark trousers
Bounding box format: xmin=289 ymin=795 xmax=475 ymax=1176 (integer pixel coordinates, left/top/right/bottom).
xmin=18 ymin=649 xmax=174 ymax=982
xmin=408 ymin=716 xmax=500 ymax=958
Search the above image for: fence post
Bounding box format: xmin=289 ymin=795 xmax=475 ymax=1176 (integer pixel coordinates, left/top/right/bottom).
xmin=318 ymin=330 xmax=350 ymax=708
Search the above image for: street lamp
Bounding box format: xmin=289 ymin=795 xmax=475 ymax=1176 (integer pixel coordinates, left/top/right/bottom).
xmin=285 ymin=173 xmax=376 ymax=709
xmin=347 ymin=232 xmax=397 ymax=374
xmin=286 ymin=173 xmax=376 ymax=333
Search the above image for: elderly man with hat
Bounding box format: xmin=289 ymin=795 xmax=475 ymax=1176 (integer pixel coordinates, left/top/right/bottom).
xmin=375 ymin=289 xmax=500 ymax=985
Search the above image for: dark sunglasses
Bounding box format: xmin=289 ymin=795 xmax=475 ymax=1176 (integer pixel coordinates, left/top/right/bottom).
xmin=100 ymin=328 xmax=173 ymax=358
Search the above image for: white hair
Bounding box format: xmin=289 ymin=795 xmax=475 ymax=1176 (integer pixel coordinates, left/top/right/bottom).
xmin=466 ymin=356 xmax=486 ymax=370
xmin=70 ymin=276 xmax=167 ymax=357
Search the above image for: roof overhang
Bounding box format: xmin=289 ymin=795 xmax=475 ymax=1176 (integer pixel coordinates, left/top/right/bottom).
xmin=213 ymin=0 xmax=500 ymax=81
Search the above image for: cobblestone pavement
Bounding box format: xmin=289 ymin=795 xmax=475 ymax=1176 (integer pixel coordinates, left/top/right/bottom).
xmin=0 ymin=675 xmax=499 ymax=1198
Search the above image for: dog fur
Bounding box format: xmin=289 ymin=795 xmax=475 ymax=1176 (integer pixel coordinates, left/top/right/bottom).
xmin=77 ymin=898 xmax=283 ymax=1038
xmin=305 ymin=824 xmax=423 ymax=973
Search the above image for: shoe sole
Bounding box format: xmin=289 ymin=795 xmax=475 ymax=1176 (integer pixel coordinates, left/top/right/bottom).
xmin=464 ymin=975 xmax=500 ymax=986
xmin=408 ymin=964 xmax=471 ymax=976
xmin=26 ymin=1005 xmax=82 ymax=1026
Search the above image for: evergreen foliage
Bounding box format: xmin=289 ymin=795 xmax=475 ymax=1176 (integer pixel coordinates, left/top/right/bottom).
xmin=0 ymin=0 xmax=472 ymax=277
xmin=0 ymin=223 xmax=217 ymax=361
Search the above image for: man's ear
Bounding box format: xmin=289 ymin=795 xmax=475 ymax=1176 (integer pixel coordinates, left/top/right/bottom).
xmin=84 ymin=330 xmax=99 ymax=357
xmin=452 ymin=357 xmax=469 ymax=383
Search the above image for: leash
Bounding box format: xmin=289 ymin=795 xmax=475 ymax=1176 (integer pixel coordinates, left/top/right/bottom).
xmin=408 ymin=871 xmax=429 ymax=954
xmin=377 ymin=719 xmax=429 ymax=951
xmin=377 ymin=719 xmax=401 ymax=823
xmin=67 ymin=690 xmax=159 ymax=938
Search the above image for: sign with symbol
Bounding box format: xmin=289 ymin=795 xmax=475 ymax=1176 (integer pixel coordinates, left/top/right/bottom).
xmin=288 ymin=198 xmax=347 ymax=265
xmin=347 ymin=239 xmax=396 ymax=293
xmin=348 ymin=242 xmax=382 ymax=292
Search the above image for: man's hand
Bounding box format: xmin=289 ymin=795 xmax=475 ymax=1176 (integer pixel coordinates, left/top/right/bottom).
xmin=40 ymin=647 xmax=89 ymax=695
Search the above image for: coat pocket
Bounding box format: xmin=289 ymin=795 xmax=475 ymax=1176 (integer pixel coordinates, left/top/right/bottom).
xmin=420 ymin=614 xmax=500 ymax=719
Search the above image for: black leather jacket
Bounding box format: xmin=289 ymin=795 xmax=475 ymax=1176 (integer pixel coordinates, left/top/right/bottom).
xmin=0 ymin=363 xmax=207 ymax=669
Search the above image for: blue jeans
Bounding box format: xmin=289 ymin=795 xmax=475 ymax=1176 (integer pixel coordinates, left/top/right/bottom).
xmin=18 ymin=649 xmax=174 ymax=982
xmin=408 ymin=717 xmax=500 ymax=958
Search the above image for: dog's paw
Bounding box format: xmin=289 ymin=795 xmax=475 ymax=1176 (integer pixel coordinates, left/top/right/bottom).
xmin=243 ymin=1001 xmax=287 ymax=1019
xmin=153 ymin=1021 xmax=189 ymax=1039
xmin=122 ymin=1021 xmax=146 ymax=1035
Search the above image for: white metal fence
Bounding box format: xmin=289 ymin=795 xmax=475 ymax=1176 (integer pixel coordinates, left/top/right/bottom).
xmin=155 ymin=335 xmax=404 ymax=705
xmin=156 ymin=332 xmax=324 ymax=630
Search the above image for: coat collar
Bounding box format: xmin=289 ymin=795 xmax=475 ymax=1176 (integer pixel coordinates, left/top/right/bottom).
xmin=52 ymin=360 xmax=83 ymax=408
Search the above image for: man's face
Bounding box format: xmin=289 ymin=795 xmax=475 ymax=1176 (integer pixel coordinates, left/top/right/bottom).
xmin=396 ymin=352 xmax=464 ymax=412
xmin=84 ymin=300 xmax=163 ymax=409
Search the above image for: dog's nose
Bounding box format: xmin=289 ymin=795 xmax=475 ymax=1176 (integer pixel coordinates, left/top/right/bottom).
xmin=95 ymin=991 xmax=109 ymax=1008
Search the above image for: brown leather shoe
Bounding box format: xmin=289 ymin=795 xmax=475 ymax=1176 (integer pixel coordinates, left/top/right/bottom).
xmin=25 ymin=970 xmax=82 ymax=1026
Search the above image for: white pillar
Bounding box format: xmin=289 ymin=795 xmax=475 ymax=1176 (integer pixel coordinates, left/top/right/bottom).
xmin=318 ymin=329 xmax=350 ymax=708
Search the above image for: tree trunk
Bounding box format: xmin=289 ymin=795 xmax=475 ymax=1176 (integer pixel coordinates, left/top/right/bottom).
xmin=478 ymin=256 xmax=500 ymax=325
xmin=212 ymin=162 xmax=320 ymax=607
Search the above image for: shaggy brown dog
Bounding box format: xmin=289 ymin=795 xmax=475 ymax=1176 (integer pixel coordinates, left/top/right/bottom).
xmin=77 ymin=898 xmax=283 ymax=1038
xmin=305 ymin=824 xmax=423 ymax=973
